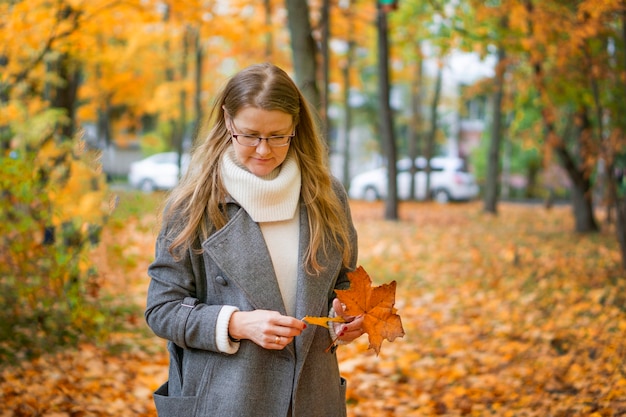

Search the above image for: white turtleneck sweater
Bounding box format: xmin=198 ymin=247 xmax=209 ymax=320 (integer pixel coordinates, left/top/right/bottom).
xmin=215 ymin=148 xmax=301 ymax=354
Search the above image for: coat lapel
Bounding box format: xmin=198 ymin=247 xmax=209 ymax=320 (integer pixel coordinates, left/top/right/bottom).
xmin=201 ymin=205 xmax=286 ymax=314
xmin=294 ymin=205 xmax=342 ymax=362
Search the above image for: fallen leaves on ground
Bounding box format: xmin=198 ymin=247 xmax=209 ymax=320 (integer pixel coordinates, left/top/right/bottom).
xmin=1 ymin=200 xmax=625 ymax=416
xmin=339 ymin=201 xmax=626 ymax=416
xmin=0 ymin=342 xmax=166 ymax=417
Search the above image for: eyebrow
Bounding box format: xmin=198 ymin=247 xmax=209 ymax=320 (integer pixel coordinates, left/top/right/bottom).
xmin=235 ymin=125 xmax=293 ymax=136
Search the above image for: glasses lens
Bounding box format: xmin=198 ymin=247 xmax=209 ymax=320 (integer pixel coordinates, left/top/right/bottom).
xmin=267 ymin=136 xmax=292 ymax=146
xmin=236 ymin=135 xmax=260 ymax=146
xmin=235 ymin=135 xmax=292 ymax=147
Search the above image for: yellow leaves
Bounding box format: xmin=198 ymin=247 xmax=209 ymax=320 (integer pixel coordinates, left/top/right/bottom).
xmin=302 ymin=315 xmax=346 ymax=328
xmin=336 ymin=201 xmax=626 ymax=415
xmin=0 ymin=102 xmax=24 ymax=126
xmin=0 ymin=343 xmax=166 ymax=417
xmin=35 ymin=139 xmax=110 ymax=227
xmin=145 ymin=81 xmax=193 ymax=117
xmin=507 ymin=3 xmax=530 ymax=32
xmin=577 ymin=0 xmax=622 ymax=20
xmin=1 ymin=0 xmax=162 ymax=127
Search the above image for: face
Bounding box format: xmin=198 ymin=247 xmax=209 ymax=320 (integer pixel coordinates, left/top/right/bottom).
xmin=227 ymin=107 xmax=294 ymax=177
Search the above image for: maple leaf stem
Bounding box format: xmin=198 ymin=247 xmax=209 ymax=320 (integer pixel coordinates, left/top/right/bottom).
xmin=324 ymin=336 xmax=340 ymax=354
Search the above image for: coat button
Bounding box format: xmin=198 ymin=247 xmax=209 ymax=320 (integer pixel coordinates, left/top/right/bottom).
xmin=215 ymin=276 xmax=227 ymax=286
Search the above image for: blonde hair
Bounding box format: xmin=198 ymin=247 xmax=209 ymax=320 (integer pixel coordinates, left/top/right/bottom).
xmin=163 ymin=63 xmax=353 ymax=274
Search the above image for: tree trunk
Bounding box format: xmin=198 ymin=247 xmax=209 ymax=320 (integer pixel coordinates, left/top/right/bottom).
xmin=484 ymin=45 xmax=506 ymax=214
xmin=584 ymin=38 xmax=612 ymax=223
xmin=50 ymin=53 xmax=81 ymax=140
xmin=264 ymin=0 xmax=273 ymax=59
xmin=570 ymin=181 xmax=599 ymax=233
xmin=617 ymin=199 xmax=626 ymax=269
xmin=554 ymin=109 xmax=599 ymax=233
xmin=377 ymin=4 xmax=398 ymax=220
xmin=525 ymin=0 xmax=598 ymax=233
xmin=0 ymin=55 xmax=8 ymax=151
xmin=96 ymin=98 xmax=112 ymax=148
xmin=613 ymin=5 xmax=626 ymax=268
xmin=408 ymin=48 xmax=423 ymax=201
xmin=176 ymin=25 xmax=190 ymax=175
xmin=285 ymin=0 xmax=320 ymax=111
xmin=0 ymin=54 xmax=7 ymax=106
xmin=163 ymin=4 xmax=176 ymax=151
xmin=525 ymin=159 xmax=540 ymax=199
xmin=607 ymin=163 xmax=626 ymax=268
xmin=320 ymin=0 xmax=330 ymax=142
xmin=424 ymin=62 xmax=442 ymax=201
xmin=192 ymin=25 xmax=203 ymax=139
xmin=341 ymin=33 xmax=355 ymax=190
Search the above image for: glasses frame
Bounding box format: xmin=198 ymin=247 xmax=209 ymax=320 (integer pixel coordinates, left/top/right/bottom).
xmin=229 ymin=120 xmax=295 ymax=148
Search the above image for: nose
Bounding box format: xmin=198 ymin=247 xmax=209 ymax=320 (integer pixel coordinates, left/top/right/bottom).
xmin=255 ymin=139 xmax=272 ymax=155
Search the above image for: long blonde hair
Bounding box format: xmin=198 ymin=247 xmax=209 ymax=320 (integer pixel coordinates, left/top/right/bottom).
xmin=163 ymin=63 xmax=353 ymax=274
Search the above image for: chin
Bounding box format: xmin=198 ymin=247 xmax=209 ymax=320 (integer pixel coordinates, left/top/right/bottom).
xmin=249 ymin=166 xmax=276 ymax=177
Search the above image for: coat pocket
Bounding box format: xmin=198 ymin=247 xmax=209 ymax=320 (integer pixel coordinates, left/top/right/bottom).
xmin=340 ymin=377 xmax=347 ymax=398
xmin=154 ymin=381 xmax=199 ymax=417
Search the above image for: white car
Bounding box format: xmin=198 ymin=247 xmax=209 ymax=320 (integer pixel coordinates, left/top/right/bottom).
xmin=349 ymin=156 xmax=479 ymax=203
xmin=128 ymin=152 xmax=189 ymax=192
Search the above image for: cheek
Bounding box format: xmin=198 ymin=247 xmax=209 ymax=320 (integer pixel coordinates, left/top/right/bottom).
xmin=233 ymin=146 xmax=252 ymax=164
xmin=275 ymin=149 xmax=290 ymax=164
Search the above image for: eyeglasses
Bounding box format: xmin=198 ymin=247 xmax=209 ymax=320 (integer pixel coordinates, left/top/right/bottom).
xmin=230 ymin=120 xmax=294 ymax=148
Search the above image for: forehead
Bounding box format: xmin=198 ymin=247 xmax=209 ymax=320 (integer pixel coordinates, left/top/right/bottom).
xmin=232 ymin=107 xmax=293 ymax=132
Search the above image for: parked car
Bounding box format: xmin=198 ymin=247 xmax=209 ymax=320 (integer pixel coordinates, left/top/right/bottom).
xmin=128 ymin=152 xmax=189 ymax=192
xmin=348 ymin=156 xmax=479 ymax=203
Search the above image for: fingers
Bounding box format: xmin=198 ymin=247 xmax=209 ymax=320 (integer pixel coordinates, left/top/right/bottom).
xmin=332 ymin=297 xmax=355 ymax=322
xmin=332 ymin=298 xmax=344 ymax=316
xmin=331 ymin=297 xmax=365 ymax=342
xmin=233 ymin=310 xmax=306 ymax=350
xmin=265 ymin=334 xmax=293 ymax=349
xmin=335 ymin=314 xmax=365 ymax=343
xmin=258 ymin=325 xmax=298 ymax=350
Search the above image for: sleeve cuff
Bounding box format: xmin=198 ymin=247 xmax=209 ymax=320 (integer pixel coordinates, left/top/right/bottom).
xmin=216 ymin=305 xmax=241 ymax=354
xmin=328 ymin=307 xmax=349 ymax=345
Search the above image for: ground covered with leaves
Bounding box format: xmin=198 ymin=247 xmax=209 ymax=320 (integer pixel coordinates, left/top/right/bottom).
xmin=1 ymin=197 xmax=625 ymax=416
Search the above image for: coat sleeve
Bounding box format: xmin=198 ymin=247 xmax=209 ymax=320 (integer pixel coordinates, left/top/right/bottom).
xmin=144 ymin=222 xmax=223 ymax=352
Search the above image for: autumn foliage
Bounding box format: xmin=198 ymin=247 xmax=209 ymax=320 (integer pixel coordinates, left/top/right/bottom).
xmin=0 ymin=133 xmax=115 ymax=363
xmin=1 ymin=198 xmax=624 ymax=416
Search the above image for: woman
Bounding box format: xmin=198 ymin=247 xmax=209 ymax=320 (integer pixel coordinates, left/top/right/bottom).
xmin=145 ymin=63 xmax=363 ymax=417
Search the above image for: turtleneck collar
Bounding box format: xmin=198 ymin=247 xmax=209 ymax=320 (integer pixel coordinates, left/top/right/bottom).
xmin=220 ymin=147 xmax=301 ymax=222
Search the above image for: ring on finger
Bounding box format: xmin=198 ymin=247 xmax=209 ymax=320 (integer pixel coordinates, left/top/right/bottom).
xmin=275 ymin=336 xmax=281 ymax=344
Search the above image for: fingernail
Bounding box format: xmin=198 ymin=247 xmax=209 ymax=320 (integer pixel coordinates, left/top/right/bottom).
xmin=303 ymin=323 xmax=307 ymax=329
xmin=339 ymin=330 xmax=345 ymax=336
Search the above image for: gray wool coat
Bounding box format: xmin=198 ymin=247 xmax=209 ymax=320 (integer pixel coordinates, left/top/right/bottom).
xmin=145 ymin=179 xmax=358 ymax=417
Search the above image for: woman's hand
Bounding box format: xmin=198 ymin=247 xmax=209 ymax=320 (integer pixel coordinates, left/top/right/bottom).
xmin=229 ymin=310 xmax=306 ymax=350
xmin=332 ymin=298 xmax=365 ymax=343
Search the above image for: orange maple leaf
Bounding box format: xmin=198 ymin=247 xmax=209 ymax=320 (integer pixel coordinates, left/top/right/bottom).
xmin=335 ymin=266 xmax=405 ymax=355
